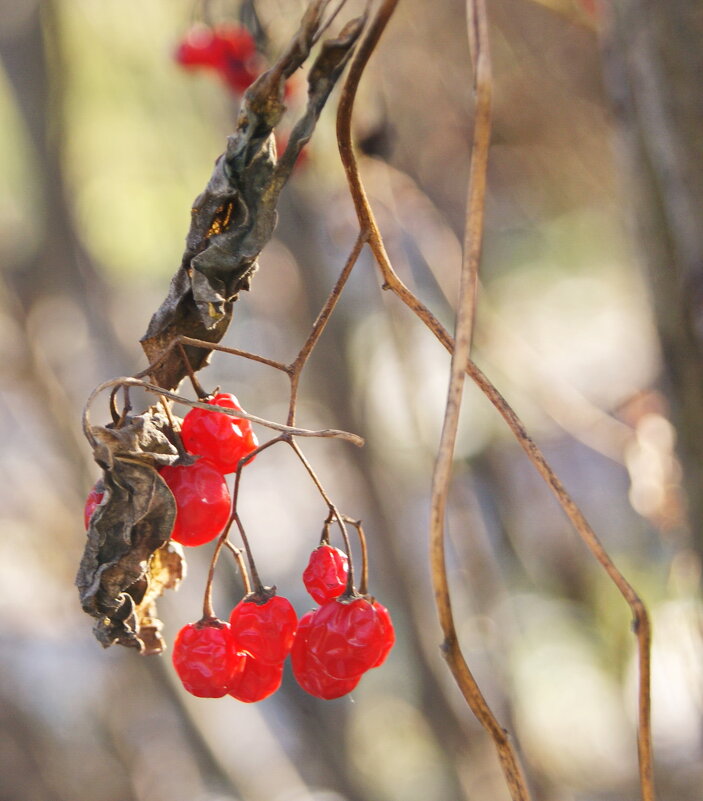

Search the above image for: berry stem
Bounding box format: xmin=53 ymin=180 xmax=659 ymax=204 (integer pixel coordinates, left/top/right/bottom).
xmin=224 ymin=540 xmax=252 ymax=596
xmin=228 ymin=437 xmax=285 ymax=597
xmin=176 ymin=341 xmax=209 ymax=399
xmin=320 ymin=517 xmax=332 ymax=546
xmin=344 ymin=517 xmax=368 ymax=596
xmin=234 ymin=514 xmax=265 ymax=596
xmin=285 ymin=231 xmax=366 ymax=428
xmin=288 ymin=438 xmax=356 ymax=591
xmin=202 ymin=535 xmax=228 ymax=620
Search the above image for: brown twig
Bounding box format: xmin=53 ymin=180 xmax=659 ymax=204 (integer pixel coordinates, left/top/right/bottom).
xmin=227 ymin=436 xmax=286 ymax=595
xmin=286 ymin=231 xmax=367 ymax=426
xmin=342 ymin=516 xmax=369 ymax=596
xmin=202 ymin=535 xmax=229 ymax=620
xmin=135 ymin=335 xmax=289 ymax=378
xmin=430 ymin=2 xmax=533 ymax=797
xmin=286 ymin=438 xmax=356 ymax=590
xmin=224 ymin=541 xmax=252 ymax=596
xmin=336 ymin=0 xmax=654 ymax=799
xmin=82 ymin=377 xmax=364 ymax=447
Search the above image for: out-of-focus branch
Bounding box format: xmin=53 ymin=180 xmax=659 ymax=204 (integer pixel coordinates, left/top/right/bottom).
xmin=600 ymin=0 xmax=703 ymax=566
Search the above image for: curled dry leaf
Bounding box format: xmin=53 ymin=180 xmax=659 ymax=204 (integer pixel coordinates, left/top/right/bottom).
xmin=141 ymin=1 xmax=366 ymax=391
xmin=76 ymin=410 xmax=184 ymax=653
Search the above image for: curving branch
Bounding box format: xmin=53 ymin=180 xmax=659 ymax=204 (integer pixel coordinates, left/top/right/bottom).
xmin=335 ymin=0 xmax=654 ymax=799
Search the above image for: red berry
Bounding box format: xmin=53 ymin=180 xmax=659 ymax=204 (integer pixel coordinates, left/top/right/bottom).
xmin=174 ymin=24 xmax=259 ymax=95
xmin=83 ymin=485 xmax=104 ymax=529
xmin=160 ymin=460 xmax=231 ymax=546
xmin=175 ymin=27 xmax=221 ymax=68
xmin=180 ymin=393 xmax=258 ymax=474
xmin=213 ymin=24 xmax=256 ymax=61
xmin=371 ymin=601 xmax=395 ymax=668
xmin=303 ymin=545 xmax=349 ymax=603
xmin=172 ymin=620 xmax=245 ymax=698
xmin=291 ymin=611 xmax=360 ymax=699
xmin=228 ymin=654 xmax=283 ymax=703
xmin=306 ymin=598 xmax=384 ymax=680
xmin=229 ymin=594 xmax=298 ymax=664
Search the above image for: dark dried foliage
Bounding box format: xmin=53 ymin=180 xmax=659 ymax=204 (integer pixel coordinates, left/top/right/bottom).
xmin=77 ymin=410 xmax=185 ymax=653
xmin=141 ymin=2 xmax=366 ymax=391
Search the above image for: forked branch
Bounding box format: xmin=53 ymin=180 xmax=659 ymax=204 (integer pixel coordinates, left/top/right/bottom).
xmin=336 ymin=0 xmax=654 ymax=800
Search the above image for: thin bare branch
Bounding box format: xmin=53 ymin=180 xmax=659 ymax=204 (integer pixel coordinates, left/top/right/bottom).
xmin=336 ymin=0 xmax=654 ymax=799
xmin=286 ymin=438 xmax=356 ymax=590
xmin=82 ymin=377 xmax=364 ymax=447
xmin=287 ymin=231 xmax=368 ymax=425
xmin=135 ymin=335 xmax=289 ymax=378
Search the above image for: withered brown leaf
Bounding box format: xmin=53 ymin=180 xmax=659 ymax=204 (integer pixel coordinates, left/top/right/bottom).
xmin=76 ymin=410 xmax=184 ymax=653
xmin=141 ymin=3 xmax=366 ymax=391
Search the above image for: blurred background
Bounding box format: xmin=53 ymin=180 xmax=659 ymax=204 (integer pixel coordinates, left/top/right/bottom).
xmin=1 ymin=1 xmax=701 ymax=800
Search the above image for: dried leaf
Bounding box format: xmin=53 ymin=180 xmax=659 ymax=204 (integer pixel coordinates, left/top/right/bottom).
xmin=76 ymin=410 xmax=184 ymax=653
xmin=141 ymin=3 xmax=366 ymax=390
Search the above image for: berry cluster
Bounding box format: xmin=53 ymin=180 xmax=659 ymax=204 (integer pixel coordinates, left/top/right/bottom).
xmin=159 ymin=392 xmax=257 ymax=547
xmin=172 ymin=545 xmax=394 ymax=703
xmin=83 ymin=392 xmax=256 ymax=547
xmin=84 ymin=394 xmax=394 ymax=702
xmin=174 ymin=24 xmax=260 ymax=94
xmin=173 ymin=591 xmax=297 ymax=702
xmin=293 ymin=546 xmax=395 ymax=698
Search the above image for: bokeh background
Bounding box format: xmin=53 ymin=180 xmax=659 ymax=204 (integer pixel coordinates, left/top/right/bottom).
xmin=1 ymin=1 xmax=701 ymax=800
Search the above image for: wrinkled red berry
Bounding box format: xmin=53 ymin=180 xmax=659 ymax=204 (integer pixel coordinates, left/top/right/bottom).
xmin=291 ymin=611 xmax=360 ymax=699
xmin=228 ymin=654 xmax=283 ymax=703
xmin=229 ymin=594 xmax=298 ymax=664
xmin=83 ymin=485 xmax=104 ymax=529
xmin=306 ymin=597 xmax=384 ymax=680
xmin=180 ymin=393 xmax=258 ymax=474
xmin=303 ymin=545 xmax=349 ymax=603
xmin=172 ymin=620 xmax=245 ymax=698
xmin=160 ymin=460 xmax=231 ymax=546
xmin=371 ymin=601 xmax=395 ymax=668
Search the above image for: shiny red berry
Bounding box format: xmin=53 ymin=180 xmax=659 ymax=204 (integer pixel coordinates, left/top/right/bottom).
xmin=160 ymin=460 xmax=231 ymax=546
xmin=306 ymin=597 xmax=384 ymax=680
xmin=180 ymin=393 xmax=258 ymax=474
xmin=83 ymin=485 xmax=104 ymax=529
xmin=371 ymin=601 xmax=395 ymax=668
xmin=172 ymin=620 xmax=245 ymax=698
xmin=228 ymin=654 xmax=283 ymax=703
xmin=303 ymin=545 xmax=349 ymax=604
xmin=229 ymin=594 xmax=298 ymax=664
xmin=291 ymin=611 xmax=360 ymax=699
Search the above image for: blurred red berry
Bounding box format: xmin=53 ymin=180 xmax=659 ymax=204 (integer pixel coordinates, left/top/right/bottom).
xmin=172 ymin=620 xmax=245 ymax=698
xmin=180 ymin=393 xmax=258 ymax=475
xmin=229 ymin=594 xmax=298 ymax=664
xmin=160 ymin=460 xmax=231 ymax=546
xmin=174 ymin=24 xmax=259 ymax=95
xmin=306 ymin=597 xmax=384 ymax=680
xmin=228 ymin=654 xmax=283 ymax=702
xmin=83 ymin=485 xmax=104 ymax=529
xmin=291 ymin=610 xmax=360 ymax=699
xmin=303 ymin=545 xmax=349 ymax=603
